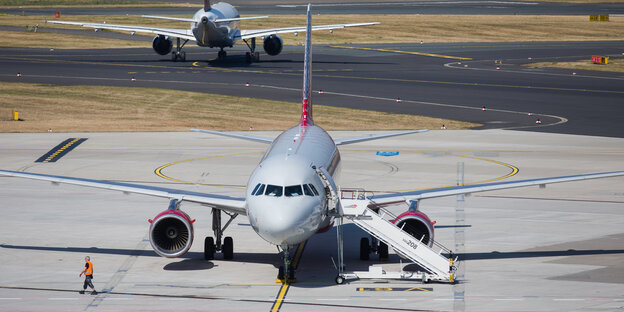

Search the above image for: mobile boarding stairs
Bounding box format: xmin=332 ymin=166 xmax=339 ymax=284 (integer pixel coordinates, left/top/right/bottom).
xmin=329 ymin=188 xmax=458 ymax=285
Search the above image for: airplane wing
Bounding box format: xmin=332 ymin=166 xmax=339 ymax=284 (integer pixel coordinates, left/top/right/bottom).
xmin=47 ymin=20 xmax=195 ymax=41
xmin=0 ymin=170 xmax=247 ymax=215
xmin=367 ymin=171 xmax=624 ymax=206
xmin=237 ymin=22 xmax=379 ymax=40
xmin=335 ymin=129 xmax=428 ymax=146
xmin=191 ymin=128 xmax=274 ymax=144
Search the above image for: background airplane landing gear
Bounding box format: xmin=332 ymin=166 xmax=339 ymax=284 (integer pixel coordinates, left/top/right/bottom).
xmin=171 ymin=51 xmax=186 ymax=62
xmin=218 ymin=49 xmax=226 ymax=60
xmin=245 ymin=52 xmax=260 ymax=63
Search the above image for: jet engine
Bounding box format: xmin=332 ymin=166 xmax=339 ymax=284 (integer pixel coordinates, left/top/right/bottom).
xmin=148 ymin=209 xmax=194 ymax=258
xmin=263 ymin=34 xmax=283 ymax=56
xmin=152 ymin=35 xmax=173 ymax=55
xmin=392 ymin=210 xmax=435 ymax=247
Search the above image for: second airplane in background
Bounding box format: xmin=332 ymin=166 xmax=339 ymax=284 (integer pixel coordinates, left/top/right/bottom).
xmin=48 ymin=0 xmax=378 ymax=62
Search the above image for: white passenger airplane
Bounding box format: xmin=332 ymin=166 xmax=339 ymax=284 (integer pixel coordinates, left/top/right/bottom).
xmin=3 ymin=4 xmax=624 ymax=283
xmin=47 ymin=0 xmax=378 ymax=62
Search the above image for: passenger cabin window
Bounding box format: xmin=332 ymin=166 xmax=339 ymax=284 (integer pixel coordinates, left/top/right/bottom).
xmin=265 ymin=184 xmax=283 ymax=197
xmin=308 ymin=184 xmax=319 ymax=196
xmin=285 ymin=185 xmax=303 ymax=197
xmin=253 ymin=184 xmax=265 ymax=196
xmin=303 ymin=184 xmax=314 ymax=196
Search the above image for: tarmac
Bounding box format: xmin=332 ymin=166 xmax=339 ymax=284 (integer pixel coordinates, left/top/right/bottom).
xmin=1 ymin=129 xmax=623 ymax=311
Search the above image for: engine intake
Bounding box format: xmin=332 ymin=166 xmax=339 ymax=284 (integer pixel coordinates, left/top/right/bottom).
xmin=392 ymin=210 xmax=435 ymax=247
xmin=263 ymin=34 xmax=283 ymax=56
xmin=149 ymin=209 xmax=194 ymax=258
xmin=152 ymin=35 xmax=173 ymax=56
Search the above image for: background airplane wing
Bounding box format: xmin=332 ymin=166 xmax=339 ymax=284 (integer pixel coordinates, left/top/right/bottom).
xmin=335 ymin=129 xmax=428 ymax=146
xmin=191 ymin=128 xmax=274 ymax=144
xmin=237 ymin=22 xmax=379 ymax=40
xmin=0 ymin=170 xmax=246 ymax=215
xmin=368 ymin=171 xmax=624 ymax=206
xmin=47 ymin=20 xmax=195 ymax=41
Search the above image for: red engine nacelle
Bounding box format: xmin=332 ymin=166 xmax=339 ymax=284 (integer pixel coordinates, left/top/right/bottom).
xmin=392 ymin=210 xmax=435 ymax=247
xmin=148 ymin=210 xmax=195 ymax=258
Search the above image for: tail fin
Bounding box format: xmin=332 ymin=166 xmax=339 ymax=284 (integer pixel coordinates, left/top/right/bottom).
xmin=300 ymin=3 xmax=313 ymax=126
xmin=204 ymin=0 xmax=211 ymax=11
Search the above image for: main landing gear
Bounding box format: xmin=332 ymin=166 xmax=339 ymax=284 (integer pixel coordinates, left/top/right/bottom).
xmin=360 ymin=237 xmax=389 ymax=261
xmin=277 ymin=246 xmax=296 ymax=283
xmin=204 ymin=208 xmax=238 ymax=260
xmin=172 ymin=37 xmax=189 ymax=62
xmin=243 ymin=38 xmax=260 ymax=64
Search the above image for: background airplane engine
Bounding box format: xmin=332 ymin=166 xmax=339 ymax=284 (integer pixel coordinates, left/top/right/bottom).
xmin=263 ymin=34 xmax=283 ymax=56
xmin=392 ymin=210 xmax=435 ymax=247
xmin=148 ymin=210 xmax=194 ymax=258
xmin=152 ymin=35 xmax=173 ymax=55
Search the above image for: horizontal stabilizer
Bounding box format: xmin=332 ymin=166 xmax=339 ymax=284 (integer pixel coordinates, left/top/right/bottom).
xmin=191 ymin=128 xmax=274 ymax=144
xmin=142 ymin=15 xmax=196 ymax=23
xmin=335 ymin=129 xmax=427 ymax=146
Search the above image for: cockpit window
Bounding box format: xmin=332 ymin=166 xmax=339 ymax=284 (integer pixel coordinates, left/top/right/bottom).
xmin=253 ymin=184 xmax=265 ymax=196
xmin=308 ymin=184 xmax=319 ymax=196
xmin=285 ymin=185 xmax=303 ymax=197
xmin=251 ymin=183 xmax=261 ymax=195
xmin=303 ymin=184 xmax=314 ymax=196
xmin=265 ymin=184 xmax=283 ymax=197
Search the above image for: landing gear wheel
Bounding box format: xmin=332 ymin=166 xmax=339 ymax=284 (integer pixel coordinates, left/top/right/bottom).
xmin=254 ymin=52 xmax=260 ymax=62
xmin=204 ymin=237 xmax=215 ymax=260
xmin=223 ymin=236 xmax=234 ymax=260
xmin=378 ymin=242 xmax=389 ymax=261
xmin=360 ymin=237 xmax=370 ymax=260
xmin=180 ymin=51 xmax=186 ymax=62
xmin=335 ymin=275 xmax=345 ymax=285
xmin=277 ymin=266 xmax=285 ymax=281
xmin=171 ymin=51 xmax=177 ymax=62
xmin=245 ymin=52 xmax=252 ymax=63
xmin=218 ymin=50 xmax=226 ymax=60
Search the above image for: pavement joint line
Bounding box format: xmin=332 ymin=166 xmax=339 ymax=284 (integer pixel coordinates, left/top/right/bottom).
xmin=330 ymin=45 xmax=473 ymax=60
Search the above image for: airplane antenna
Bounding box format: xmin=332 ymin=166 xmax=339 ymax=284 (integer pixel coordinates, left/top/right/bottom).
xmin=300 ymin=3 xmax=313 ymax=126
xmin=204 ymin=0 xmax=211 ymax=11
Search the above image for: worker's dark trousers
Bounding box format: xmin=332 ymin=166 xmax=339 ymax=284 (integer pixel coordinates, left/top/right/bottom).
xmin=83 ymin=276 xmax=94 ymax=290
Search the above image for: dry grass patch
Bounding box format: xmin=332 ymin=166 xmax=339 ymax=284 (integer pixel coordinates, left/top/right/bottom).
xmin=1 ymin=14 xmax=623 ymax=49
xmin=0 ymin=82 xmax=478 ymax=133
xmin=0 ymin=30 xmax=149 ymax=49
xmin=525 ymin=58 xmax=624 ymax=73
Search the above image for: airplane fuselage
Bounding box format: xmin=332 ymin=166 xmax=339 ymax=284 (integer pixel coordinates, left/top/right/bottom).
xmin=245 ymin=124 xmax=340 ymax=247
xmin=191 ymin=2 xmax=241 ymax=48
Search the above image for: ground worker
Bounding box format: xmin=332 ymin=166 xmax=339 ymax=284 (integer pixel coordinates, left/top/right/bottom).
xmin=79 ymin=256 xmax=97 ymax=295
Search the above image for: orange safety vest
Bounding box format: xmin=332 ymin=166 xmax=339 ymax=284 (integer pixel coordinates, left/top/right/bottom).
xmin=85 ymin=260 xmax=93 ymax=276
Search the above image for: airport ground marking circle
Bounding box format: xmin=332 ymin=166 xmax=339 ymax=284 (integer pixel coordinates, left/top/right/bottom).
xmin=154 ymin=151 xmax=262 ymax=188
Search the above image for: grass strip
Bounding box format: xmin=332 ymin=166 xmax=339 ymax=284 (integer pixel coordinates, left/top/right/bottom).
xmin=1 ymin=14 xmax=623 ymax=49
xmin=0 ymin=82 xmax=479 ymax=133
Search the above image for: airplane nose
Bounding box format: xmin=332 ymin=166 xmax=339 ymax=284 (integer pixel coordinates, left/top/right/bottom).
xmin=248 ymin=199 xmax=321 ymax=246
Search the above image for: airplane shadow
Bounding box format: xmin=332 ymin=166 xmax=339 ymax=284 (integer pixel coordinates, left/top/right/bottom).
xmin=0 ymin=244 xmax=281 ymax=271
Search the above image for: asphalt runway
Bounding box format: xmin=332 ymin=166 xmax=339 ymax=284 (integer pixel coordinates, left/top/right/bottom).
xmin=2 ymin=41 xmax=623 ymax=137
xmin=1 ymin=130 xmax=623 ymax=311
xmin=2 ymin=0 xmax=624 ymax=15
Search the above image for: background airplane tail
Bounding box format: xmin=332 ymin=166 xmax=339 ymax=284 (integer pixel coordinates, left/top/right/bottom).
xmin=300 ymin=4 xmax=313 ymax=126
